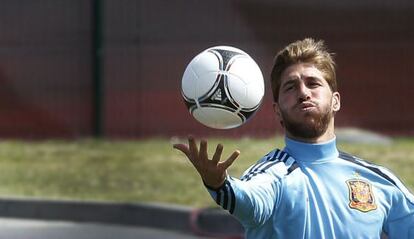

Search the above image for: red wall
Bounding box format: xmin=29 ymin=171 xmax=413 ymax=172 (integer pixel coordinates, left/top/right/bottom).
xmin=1 ymin=0 xmax=414 ymax=138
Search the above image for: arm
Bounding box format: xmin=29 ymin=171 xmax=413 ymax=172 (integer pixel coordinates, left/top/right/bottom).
xmin=384 ymin=198 xmax=414 ymax=239
xmin=205 ymin=172 xmax=280 ymax=228
xmin=382 ymin=167 xmax=414 ymax=239
xmin=173 ymin=136 xmax=278 ymax=227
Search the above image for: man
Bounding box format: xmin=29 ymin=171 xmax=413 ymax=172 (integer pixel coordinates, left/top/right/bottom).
xmin=173 ymin=38 xmax=414 ymax=238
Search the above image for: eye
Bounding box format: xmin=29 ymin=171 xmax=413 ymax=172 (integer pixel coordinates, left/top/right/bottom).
xmin=283 ymin=84 xmax=295 ymax=92
xmin=307 ymin=79 xmax=322 ymax=88
xmin=309 ymin=82 xmax=320 ymax=88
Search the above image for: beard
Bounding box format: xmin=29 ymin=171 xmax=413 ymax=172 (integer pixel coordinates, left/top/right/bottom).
xmin=279 ymin=102 xmax=333 ymax=140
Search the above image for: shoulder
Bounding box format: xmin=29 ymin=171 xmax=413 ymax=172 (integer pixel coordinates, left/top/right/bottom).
xmin=338 ymin=150 xmax=397 ymax=185
xmin=240 ymin=149 xmax=299 ymax=182
xmin=338 ymin=150 xmax=397 ymax=184
xmin=338 ymin=150 xmax=414 ymax=204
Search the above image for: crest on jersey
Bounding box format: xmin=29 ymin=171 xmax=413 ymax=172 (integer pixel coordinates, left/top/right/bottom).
xmin=346 ymin=179 xmax=377 ymax=212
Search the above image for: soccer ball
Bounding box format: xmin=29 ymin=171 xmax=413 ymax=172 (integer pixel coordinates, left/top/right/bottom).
xmin=181 ymin=46 xmax=265 ymax=129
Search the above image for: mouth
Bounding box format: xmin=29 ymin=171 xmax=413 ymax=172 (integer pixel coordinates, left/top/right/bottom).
xmin=297 ymin=102 xmax=317 ymax=111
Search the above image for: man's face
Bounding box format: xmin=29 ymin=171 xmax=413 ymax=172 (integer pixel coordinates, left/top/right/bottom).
xmin=274 ymin=63 xmax=340 ymax=141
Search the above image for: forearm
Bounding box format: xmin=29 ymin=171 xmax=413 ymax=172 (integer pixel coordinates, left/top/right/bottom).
xmin=205 ymin=175 xmax=277 ymax=228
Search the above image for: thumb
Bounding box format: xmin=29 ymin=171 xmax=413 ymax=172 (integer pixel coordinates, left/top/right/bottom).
xmin=220 ymin=150 xmax=240 ymax=170
xmin=173 ymin=144 xmax=191 ymax=158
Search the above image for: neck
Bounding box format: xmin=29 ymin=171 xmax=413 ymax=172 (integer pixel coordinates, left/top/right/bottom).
xmin=286 ymin=131 xmax=335 ymax=143
xmin=284 ymin=136 xmax=339 ymax=162
xmin=285 ymin=121 xmax=336 ymax=143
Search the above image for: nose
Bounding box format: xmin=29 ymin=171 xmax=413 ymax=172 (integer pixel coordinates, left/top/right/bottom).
xmin=297 ymin=83 xmax=311 ymax=101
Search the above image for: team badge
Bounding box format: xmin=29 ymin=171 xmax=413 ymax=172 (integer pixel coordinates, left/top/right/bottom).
xmin=346 ymin=179 xmax=377 ymax=212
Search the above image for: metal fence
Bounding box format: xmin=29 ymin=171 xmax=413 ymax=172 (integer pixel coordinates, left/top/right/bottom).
xmin=1 ymin=0 xmax=414 ymax=138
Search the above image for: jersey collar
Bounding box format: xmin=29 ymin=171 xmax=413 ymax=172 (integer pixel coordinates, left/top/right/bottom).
xmin=284 ymin=136 xmax=339 ymax=162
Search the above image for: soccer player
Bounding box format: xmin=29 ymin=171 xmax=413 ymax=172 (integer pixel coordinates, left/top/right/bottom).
xmin=173 ymin=38 xmax=414 ymax=238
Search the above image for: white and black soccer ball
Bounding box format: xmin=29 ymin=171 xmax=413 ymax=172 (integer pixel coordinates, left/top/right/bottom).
xmin=181 ymin=46 xmax=265 ymax=129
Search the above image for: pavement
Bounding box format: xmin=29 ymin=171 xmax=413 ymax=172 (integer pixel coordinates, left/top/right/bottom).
xmin=0 ymin=218 xmax=210 ymax=239
xmin=0 ymin=197 xmax=244 ymax=239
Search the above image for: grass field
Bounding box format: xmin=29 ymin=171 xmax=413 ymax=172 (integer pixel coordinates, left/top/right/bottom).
xmin=0 ymin=137 xmax=413 ymax=207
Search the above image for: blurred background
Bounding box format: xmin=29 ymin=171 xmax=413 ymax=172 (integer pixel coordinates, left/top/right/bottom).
xmin=0 ymin=1 xmax=413 ymax=237
xmin=1 ymin=0 xmax=414 ymax=140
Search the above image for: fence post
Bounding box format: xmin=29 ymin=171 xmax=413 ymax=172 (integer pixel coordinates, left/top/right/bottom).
xmin=92 ymin=0 xmax=104 ymax=137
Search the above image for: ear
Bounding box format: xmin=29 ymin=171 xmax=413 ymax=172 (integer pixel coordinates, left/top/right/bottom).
xmin=273 ymin=102 xmax=281 ymax=117
xmin=332 ymin=92 xmax=341 ymax=112
xmin=273 ymin=102 xmax=284 ymax=127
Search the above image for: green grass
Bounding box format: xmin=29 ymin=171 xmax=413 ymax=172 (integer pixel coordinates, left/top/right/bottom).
xmin=0 ymin=137 xmax=413 ymax=207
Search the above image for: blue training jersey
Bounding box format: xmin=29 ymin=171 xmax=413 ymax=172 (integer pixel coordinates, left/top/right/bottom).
xmin=206 ymin=137 xmax=414 ymax=239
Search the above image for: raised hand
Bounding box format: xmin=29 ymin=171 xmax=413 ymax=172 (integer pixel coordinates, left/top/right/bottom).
xmin=173 ymin=136 xmax=240 ymax=189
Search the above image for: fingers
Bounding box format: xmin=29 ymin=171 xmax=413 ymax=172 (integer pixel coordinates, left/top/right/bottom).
xmin=199 ymin=139 xmax=208 ymax=160
xmin=211 ymin=144 xmax=223 ymax=164
xmin=188 ymin=136 xmax=199 ymax=160
xmin=174 ymin=136 xmax=239 ymax=171
xmin=221 ymin=150 xmax=240 ymax=170
xmin=174 ymin=136 xmax=202 ymax=167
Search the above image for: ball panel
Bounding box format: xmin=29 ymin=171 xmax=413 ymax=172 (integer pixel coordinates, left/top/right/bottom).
xmin=182 ymin=95 xmax=197 ymax=112
xmin=182 ymin=50 xmax=220 ymax=100
xmin=228 ymin=57 xmax=264 ymax=86
xmin=181 ymin=65 xmax=199 ymax=100
xmin=227 ymin=56 xmax=264 ymax=109
xmin=225 ymin=74 xmax=247 ymax=107
xmin=192 ymin=107 xmax=243 ymax=129
xmin=208 ymin=48 xmax=244 ymax=72
xmin=196 ymin=71 xmax=220 ymax=101
xmin=191 ymin=50 xmax=220 ymax=76
xmin=239 ymin=108 xmax=258 ymax=121
xmin=208 ymin=46 xmax=246 ymax=55
xmin=245 ymin=81 xmax=265 ymax=109
xmin=199 ymin=74 xmax=239 ymax=111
